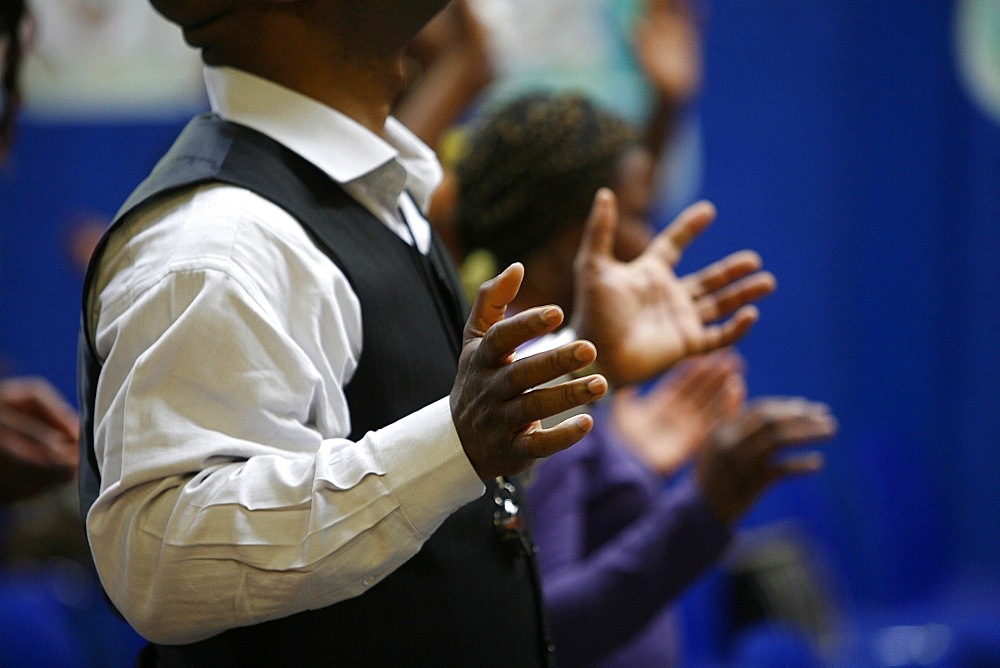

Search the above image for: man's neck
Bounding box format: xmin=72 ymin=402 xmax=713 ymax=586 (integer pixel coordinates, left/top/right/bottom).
xmin=233 ymin=53 xmax=405 ymax=139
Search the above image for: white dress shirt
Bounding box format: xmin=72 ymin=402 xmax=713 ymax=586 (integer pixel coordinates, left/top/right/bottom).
xmin=85 ymin=66 xmax=484 ymax=644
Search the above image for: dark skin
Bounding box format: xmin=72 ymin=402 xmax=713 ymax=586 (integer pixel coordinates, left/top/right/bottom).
xmin=0 ymin=377 xmax=79 ymax=505
xmin=153 ymin=0 xmax=606 ymax=479
xmin=697 ymin=397 xmax=836 ymax=523
xmin=396 ymin=0 xmax=491 ymax=149
xmin=453 ymin=263 xmax=606 ymax=478
xmin=572 ymin=189 xmax=774 ymax=386
xmin=499 ymin=143 xmax=836 ymax=522
xmin=156 ymin=0 xmax=450 ymax=137
xmin=153 ymin=0 xmax=775 ymax=479
xmin=514 ymin=146 xmax=658 ymax=317
xmin=575 ymin=156 xmax=835 ymax=525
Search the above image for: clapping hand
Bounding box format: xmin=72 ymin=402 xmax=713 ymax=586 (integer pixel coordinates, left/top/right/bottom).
xmin=0 ymin=376 xmax=79 ymax=504
xmin=612 ymin=349 xmax=744 ymax=476
xmin=572 ymin=188 xmax=775 ymax=386
xmin=451 ymin=263 xmax=609 ymax=480
xmin=696 ymin=397 xmax=838 ymax=524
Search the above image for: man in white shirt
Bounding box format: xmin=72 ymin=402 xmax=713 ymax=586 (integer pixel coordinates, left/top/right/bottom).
xmin=79 ymin=1 xmax=775 ymax=664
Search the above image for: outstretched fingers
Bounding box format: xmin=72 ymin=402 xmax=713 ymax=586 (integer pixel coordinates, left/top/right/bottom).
xmin=683 ymin=252 xmax=776 ymax=323
xmin=503 ymin=339 xmax=599 ymax=395
xmin=773 ymin=451 xmax=826 ymax=479
xmin=694 ymin=275 xmax=775 ymax=324
xmin=454 ymin=260 xmax=617 ymax=479
xmin=740 ymin=398 xmax=838 ymax=459
xmin=647 ymin=199 xmax=717 ymax=266
xmin=473 ymin=304 xmax=570 ymax=371
xmin=682 ymin=249 xmax=767 ymax=299
xmin=699 ymin=397 xmax=836 ymax=523
xmin=0 ymin=376 xmax=80 ymax=438
xmin=692 ymin=305 xmax=759 ymax=354
xmin=670 ymin=352 xmax=741 ymax=409
xmin=505 ymin=373 xmax=607 ymax=428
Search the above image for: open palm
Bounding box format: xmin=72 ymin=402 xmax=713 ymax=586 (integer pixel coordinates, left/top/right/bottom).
xmin=572 ymin=189 xmax=775 ymax=386
xmin=612 ymin=349 xmax=745 ymax=476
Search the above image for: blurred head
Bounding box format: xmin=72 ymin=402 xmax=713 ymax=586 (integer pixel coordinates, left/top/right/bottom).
xmin=455 ymin=93 xmax=655 ymax=310
xmin=0 ymin=0 xmax=25 ymax=157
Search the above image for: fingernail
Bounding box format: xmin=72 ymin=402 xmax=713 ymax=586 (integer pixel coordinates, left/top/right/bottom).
xmin=588 ymin=376 xmax=608 ymax=395
xmin=542 ymin=307 xmax=561 ymax=325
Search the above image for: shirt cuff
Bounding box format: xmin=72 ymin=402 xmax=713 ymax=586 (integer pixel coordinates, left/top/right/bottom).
xmin=375 ymin=397 xmax=485 ymax=537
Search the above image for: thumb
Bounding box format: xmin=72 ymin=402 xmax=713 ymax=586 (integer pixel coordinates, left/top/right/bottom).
xmin=465 ymin=262 xmax=524 ymax=340
xmin=574 ymin=188 xmax=619 ymax=273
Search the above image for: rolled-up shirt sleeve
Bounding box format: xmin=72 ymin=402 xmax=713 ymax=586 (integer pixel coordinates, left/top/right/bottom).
xmin=86 ymin=186 xmax=483 ymax=645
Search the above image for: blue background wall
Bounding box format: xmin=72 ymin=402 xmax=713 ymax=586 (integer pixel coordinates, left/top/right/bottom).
xmin=689 ymin=0 xmax=999 ymax=588
xmin=1 ymin=0 xmax=997 ymax=665
xmin=1 ymin=120 xmax=189 ymax=387
xmin=673 ymin=0 xmax=1000 ymax=664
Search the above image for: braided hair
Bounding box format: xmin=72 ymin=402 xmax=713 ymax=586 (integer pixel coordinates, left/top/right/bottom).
xmin=1 ymin=0 xmax=25 ymax=157
xmin=454 ymin=93 xmax=642 ymax=270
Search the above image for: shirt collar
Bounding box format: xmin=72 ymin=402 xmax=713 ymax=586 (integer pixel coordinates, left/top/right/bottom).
xmin=203 ymin=66 xmax=442 ymax=213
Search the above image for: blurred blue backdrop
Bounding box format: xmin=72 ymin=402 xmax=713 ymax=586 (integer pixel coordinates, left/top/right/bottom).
xmin=672 ymin=0 xmax=1000 ymax=665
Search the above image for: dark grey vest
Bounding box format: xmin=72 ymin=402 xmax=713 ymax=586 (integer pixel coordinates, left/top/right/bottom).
xmin=77 ymin=115 xmax=553 ymax=667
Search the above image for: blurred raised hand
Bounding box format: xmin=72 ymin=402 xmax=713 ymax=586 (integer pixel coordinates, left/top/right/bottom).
xmin=636 ymin=0 xmax=704 ymax=107
xmin=0 ymin=376 xmax=79 ymax=504
xmin=696 ymin=397 xmax=838 ymax=524
xmin=612 ymin=348 xmax=745 ymax=476
xmin=572 ymin=188 xmax=775 ymax=386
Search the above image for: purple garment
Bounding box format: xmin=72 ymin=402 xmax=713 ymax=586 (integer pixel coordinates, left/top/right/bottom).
xmin=526 ymin=404 xmax=732 ymax=666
